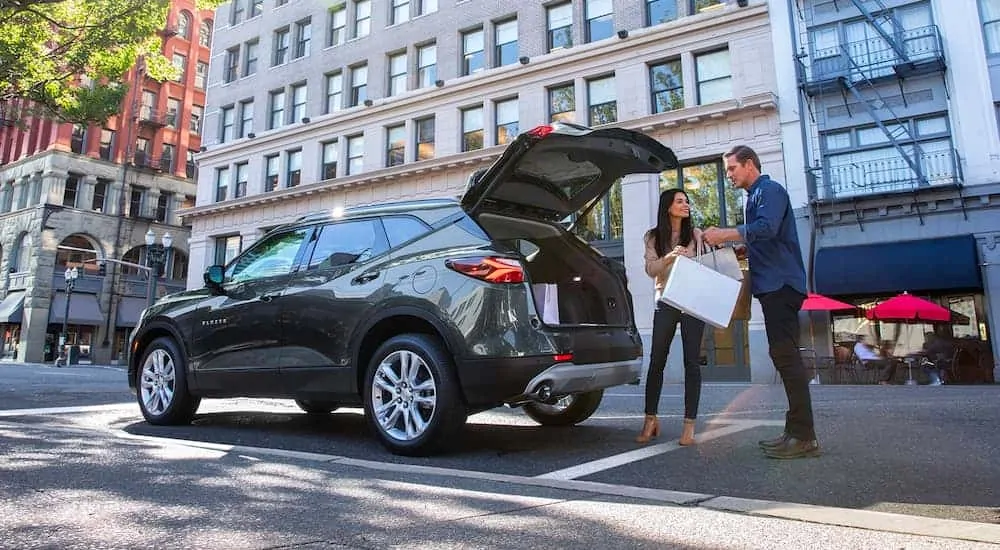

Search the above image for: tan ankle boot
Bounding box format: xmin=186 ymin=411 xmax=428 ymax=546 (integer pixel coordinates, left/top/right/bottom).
xmin=636 ymin=414 xmax=660 ymax=444
xmin=679 ymin=418 xmax=696 ymax=446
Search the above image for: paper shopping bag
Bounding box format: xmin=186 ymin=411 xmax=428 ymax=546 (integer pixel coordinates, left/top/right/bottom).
xmin=693 ymin=246 xmax=743 ymax=281
xmin=660 ymin=255 xmax=742 ymax=329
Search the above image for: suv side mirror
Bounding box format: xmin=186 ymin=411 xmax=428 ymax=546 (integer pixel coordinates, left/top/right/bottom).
xmin=204 ymin=265 xmax=225 ymax=292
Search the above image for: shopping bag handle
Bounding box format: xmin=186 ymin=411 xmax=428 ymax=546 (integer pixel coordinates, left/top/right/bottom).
xmin=695 ymin=233 xmax=718 ymax=269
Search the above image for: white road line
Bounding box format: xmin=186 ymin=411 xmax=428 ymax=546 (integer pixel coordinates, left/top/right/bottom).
xmin=0 ymin=403 xmax=135 ymax=417
xmin=534 ymin=422 xmax=762 ymax=481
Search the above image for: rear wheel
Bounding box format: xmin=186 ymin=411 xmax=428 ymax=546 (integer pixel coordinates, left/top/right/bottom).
xmin=135 ymin=337 xmax=200 ymax=425
xmin=523 ymin=390 xmax=603 ymax=426
xmin=294 ymin=399 xmax=339 ymax=414
xmin=363 ymin=334 xmax=466 ymax=456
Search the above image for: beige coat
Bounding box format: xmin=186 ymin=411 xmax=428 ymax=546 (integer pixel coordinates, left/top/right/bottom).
xmin=644 ymin=228 xmax=702 ymax=295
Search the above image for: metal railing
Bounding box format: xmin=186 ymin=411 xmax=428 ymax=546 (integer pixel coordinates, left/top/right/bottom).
xmin=804 ymin=25 xmax=944 ymax=85
xmin=818 ymin=147 xmax=960 ymax=200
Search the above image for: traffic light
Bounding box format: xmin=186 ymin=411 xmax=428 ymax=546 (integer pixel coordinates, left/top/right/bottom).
xmin=98 ymin=262 xmax=106 ymax=276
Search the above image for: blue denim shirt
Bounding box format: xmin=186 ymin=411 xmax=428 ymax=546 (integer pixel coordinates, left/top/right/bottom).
xmin=736 ymin=175 xmax=807 ymax=297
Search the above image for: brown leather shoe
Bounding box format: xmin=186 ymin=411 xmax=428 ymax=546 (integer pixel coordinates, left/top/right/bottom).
xmin=763 ymin=438 xmax=821 ymax=459
xmin=758 ymin=432 xmax=789 ymax=449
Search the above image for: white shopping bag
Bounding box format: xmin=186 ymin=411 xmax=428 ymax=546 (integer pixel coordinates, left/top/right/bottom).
xmin=693 ymin=245 xmax=743 ymax=281
xmin=532 ymin=283 xmax=560 ymax=325
xmin=659 ymin=253 xmax=742 ymax=329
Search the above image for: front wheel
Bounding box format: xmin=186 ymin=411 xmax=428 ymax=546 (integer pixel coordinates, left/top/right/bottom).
xmin=523 ymin=390 xmax=604 ymax=426
xmin=363 ymin=334 xmax=466 ymax=456
xmin=135 ymin=337 xmax=200 ymax=425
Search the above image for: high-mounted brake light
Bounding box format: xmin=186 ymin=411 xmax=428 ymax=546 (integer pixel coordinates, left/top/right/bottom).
xmin=552 ymin=354 xmax=573 ymax=363
xmin=527 ymin=124 xmax=555 ymax=138
xmin=445 ymin=256 xmax=525 ymax=284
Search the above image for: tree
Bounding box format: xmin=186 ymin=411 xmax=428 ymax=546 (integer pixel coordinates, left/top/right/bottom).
xmin=0 ymin=0 xmax=219 ymax=125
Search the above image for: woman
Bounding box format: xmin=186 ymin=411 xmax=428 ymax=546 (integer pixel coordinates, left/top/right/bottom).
xmin=637 ymin=188 xmax=707 ymax=446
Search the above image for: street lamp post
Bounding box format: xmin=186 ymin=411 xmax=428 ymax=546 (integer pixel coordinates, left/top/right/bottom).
xmin=145 ymin=229 xmax=173 ymax=308
xmin=56 ymin=266 xmax=79 ymax=367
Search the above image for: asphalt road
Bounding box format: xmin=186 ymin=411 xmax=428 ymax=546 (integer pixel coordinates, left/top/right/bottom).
xmin=1 ymin=362 xmax=998 ymax=548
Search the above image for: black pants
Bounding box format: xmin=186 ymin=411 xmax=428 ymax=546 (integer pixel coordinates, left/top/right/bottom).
xmin=644 ymin=301 xmax=706 ymax=418
xmin=759 ymin=285 xmax=816 ymax=441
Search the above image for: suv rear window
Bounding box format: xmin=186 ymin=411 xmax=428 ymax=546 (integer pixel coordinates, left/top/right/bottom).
xmin=382 ymin=215 xmax=431 ymax=248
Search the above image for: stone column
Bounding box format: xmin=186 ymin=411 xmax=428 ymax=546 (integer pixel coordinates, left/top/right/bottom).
xmin=28 ymin=172 xmax=43 ymax=206
xmin=11 ymin=179 xmax=25 ymax=210
xmin=0 ymin=181 xmax=10 ymax=213
xmin=145 ymin=188 xmax=161 ymax=220
xmin=169 ymin=193 xmax=186 ymax=227
xmin=977 ymin=233 xmax=1000 ymax=382
xmin=40 ymin=170 xmax=68 ymax=206
xmin=78 ymin=175 xmax=97 ymax=212
xmin=107 ymin=181 xmax=125 ymax=216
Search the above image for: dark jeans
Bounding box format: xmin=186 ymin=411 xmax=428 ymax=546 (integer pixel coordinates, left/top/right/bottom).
xmin=644 ymin=301 xmax=706 ymax=418
xmin=759 ymin=285 xmax=817 ymax=441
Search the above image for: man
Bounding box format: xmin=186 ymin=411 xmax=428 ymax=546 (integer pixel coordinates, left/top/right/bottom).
xmin=703 ymin=145 xmax=819 ymax=459
xmin=854 ymin=335 xmax=894 ymax=385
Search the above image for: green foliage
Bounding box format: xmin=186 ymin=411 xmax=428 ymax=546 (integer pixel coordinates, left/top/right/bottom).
xmin=0 ymin=0 xmax=222 ymax=125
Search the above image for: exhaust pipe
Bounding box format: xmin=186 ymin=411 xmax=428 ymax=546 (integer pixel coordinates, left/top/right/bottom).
xmin=504 ymin=383 xmax=555 ymax=408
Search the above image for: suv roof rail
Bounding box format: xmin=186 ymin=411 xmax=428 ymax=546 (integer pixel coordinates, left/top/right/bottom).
xmin=294 ymin=197 xmax=460 ymax=223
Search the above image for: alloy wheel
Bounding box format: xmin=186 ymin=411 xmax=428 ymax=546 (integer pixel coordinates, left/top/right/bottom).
xmin=370 ymin=350 xmax=438 ymax=441
xmin=139 ymin=348 xmax=175 ymax=416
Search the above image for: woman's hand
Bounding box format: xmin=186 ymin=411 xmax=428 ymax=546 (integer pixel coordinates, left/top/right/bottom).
xmin=669 ymin=246 xmax=691 ymax=258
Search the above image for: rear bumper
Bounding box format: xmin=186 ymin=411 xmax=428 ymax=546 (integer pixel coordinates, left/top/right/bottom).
xmin=517 ymin=358 xmax=642 ymax=400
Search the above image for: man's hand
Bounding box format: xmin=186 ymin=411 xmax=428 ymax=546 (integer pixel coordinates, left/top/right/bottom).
xmin=703 ymin=227 xmax=742 ymax=247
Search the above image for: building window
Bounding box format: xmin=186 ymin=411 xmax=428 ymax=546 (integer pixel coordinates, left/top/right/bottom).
xmin=177 ymin=11 xmax=192 ymax=39
xmin=190 ymin=105 xmax=203 ymax=134
xmin=63 ymin=174 xmax=80 ymax=207
xmin=224 ymin=47 xmax=239 ymax=82
xmin=269 ymin=89 xmax=285 ymax=129
xmin=660 ymin=159 xmax=743 ymax=228
xmin=650 ymin=60 xmax=684 ymax=113
xmin=388 ymin=52 xmax=407 ymax=96
xmin=129 ymin=187 xmax=145 ymax=218
xmin=417 ymin=0 xmax=437 ymax=15
xmin=215 ymin=167 xmax=230 ymax=202
xmin=462 ymin=28 xmax=484 ymax=75
xmin=199 ymin=20 xmax=212 ymax=47
xmin=294 ymin=18 xmax=311 ymax=58
xmin=325 ymin=72 xmax=343 ymax=113
xmin=234 ymin=162 xmax=248 ymax=198
xmin=417 ymin=44 xmax=436 ymax=88
xmin=140 ymin=89 xmax=156 ymax=121
xmin=286 ymin=149 xmax=302 ymax=187
xmin=172 ymin=53 xmax=186 ymax=82
xmin=696 ymin=49 xmax=732 ymax=105
xmin=166 ymin=98 xmax=181 ymax=128
xmin=186 ymin=150 xmax=197 ymax=178
xmin=495 ymin=97 xmax=518 ymax=145
xmin=243 ymin=40 xmax=259 ymax=76
xmin=572 ymin=179 xmax=623 ymax=242
xmin=99 ymin=129 xmax=114 ymax=160
xmin=347 ymin=135 xmax=364 ymax=175
xmin=691 ymin=0 xmax=725 ymax=14
xmin=461 ymin=106 xmax=483 ymax=152
xmin=321 ymin=140 xmax=338 ymax=180
xmin=220 ymin=105 xmax=235 ymax=143
xmin=195 ymin=61 xmax=208 ymax=88
xmin=70 ymin=124 xmax=85 ymax=154
xmin=239 ymin=99 xmax=253 ymax=137
xmin=981 ymin=0 xmax=1000 ymax=55
xmin=548 ymin=83 xmax=575 ymax=122
xmin=415 ymin=116 xmax=434 ymax=160
xmin=290 ymin=83 xmax=307 ymax=123
xmin=354 ymin=0 xmax=371 ymax=38
xmin=585 ymin=0 xmax=613 ymax=42
xmin=386 ymin=124 xmax=406 ymax=166
xmin=264 ymin=154 xmax=280 ymax=191
xmin=350 ymin=64 xmax=367 ymax=106
xmin=134 ymin=137 xmax=150 ymax=165
xmin=647 ymin=0 xmax=677 ymax=26
xmin=328 ymin=6 xmax=346 ymax=46
xmin=273 ymin=27 xmax=290 ymax=66
xmin=93 ymin=178 xmax=109 ymax=212
xmin=160 ymin=143 xmax=175 ymax=172
xmin=547 ymin=3 xmax=572 ymax=51
xmin=588 ymin=75 xmax=616 ymax=125
xmin=215 ymin=235 xmax=242 ymax=267
xmin=156 ymin=193 xmax=170 ymax=222
xmin=495 ymin=19 xmax=518 ymax=67
xmin=391 ymin=0 xmax=410 ymax=25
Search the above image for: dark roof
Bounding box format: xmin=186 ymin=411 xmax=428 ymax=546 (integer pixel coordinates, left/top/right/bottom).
xmin=293 ymin=197 xmax=460 ymax=224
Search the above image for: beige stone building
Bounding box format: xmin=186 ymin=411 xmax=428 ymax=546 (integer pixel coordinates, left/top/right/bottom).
xmin=185 ymin=0 xmax=787 ymax=382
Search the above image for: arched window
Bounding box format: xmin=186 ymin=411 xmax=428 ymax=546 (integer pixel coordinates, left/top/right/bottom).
xmin=121 ymin=247 xmax=144 ymax=277
xmin=199 ymin=20 xmax=213 ymax=47
xmin=169 ymin=249 xmax=189 ymax=281
xmin=177 ymin=11 xmax=192 ymax=40
xmin=55 ymin=234 xmax=101 ymax=274
xmin=11 ymin=233 xmax=31 ymax=273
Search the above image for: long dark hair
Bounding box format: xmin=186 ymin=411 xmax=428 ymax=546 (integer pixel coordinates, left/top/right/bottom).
xmin=646 ymin=188 xmax=694 ymax=256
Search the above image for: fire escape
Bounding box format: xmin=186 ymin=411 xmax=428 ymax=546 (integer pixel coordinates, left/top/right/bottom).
xmin=796 ymin=0 xmax=956 ymax=230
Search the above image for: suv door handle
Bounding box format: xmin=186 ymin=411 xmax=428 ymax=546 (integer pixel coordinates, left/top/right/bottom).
xmin=352 ymin=271 xmax=380 ymax=285
xmin=259 ymin=294 xmax=279 ymax=303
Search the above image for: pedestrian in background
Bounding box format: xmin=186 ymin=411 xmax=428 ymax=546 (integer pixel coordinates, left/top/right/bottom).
xmin=637 ymin=188 xmax=706 ymax=446
xmin=703 ymin=145 xmax=820 ymax=459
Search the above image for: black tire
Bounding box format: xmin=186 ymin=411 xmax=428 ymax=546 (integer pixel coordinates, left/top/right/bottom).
xmin=295 ymin=399 xmax=339 ymax=414
xmin=523 ymin=390 xmax=604 ymax=426
xmin=135 ymin=337 xmax=200 ymax=425
xmin=363 ymin=334 xmax=466 ymax=456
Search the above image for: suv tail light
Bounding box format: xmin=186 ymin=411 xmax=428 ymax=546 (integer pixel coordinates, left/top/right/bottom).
xmin=527 ymin=124 xmax=555 ymax=138
xmin=446 ymin=256 xmax=525 ymax=284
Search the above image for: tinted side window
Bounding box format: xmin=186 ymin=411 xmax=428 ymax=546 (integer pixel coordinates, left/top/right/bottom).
xmin=307 ymin=219 xmax=385 ymax=270
xmin=382 ymin=215 xmax=431 ymax=248
xmin=226 ymin=228 xmax=310 ymax=283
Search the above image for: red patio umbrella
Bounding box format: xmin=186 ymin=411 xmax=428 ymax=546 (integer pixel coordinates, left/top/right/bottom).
xmin=865 ymin=292 xmax=951 ymax=322
xmin=801 ymin=293 xmax=858 ymax=384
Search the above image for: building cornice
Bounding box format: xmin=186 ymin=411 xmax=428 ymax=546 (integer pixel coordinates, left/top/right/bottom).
xmin=194 ymin=3 xmax=771 ymax=163
xmin=179 ymin=90 xmax=778 ymax=220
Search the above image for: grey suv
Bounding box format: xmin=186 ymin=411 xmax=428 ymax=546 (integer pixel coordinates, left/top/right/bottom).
xmin=127 ymin=122 xmax=678 ymax=455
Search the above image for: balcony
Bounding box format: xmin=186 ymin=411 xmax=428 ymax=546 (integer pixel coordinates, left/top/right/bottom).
xmin=801 ymin=25 xmax=946 ymax=96
xmin=138 ymin=107 xmax=168 ymax=127
xmin=817 ymin=146 xmax=961 ymax=201
xmin=131 ymin=152 xmax=170 ymax=173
